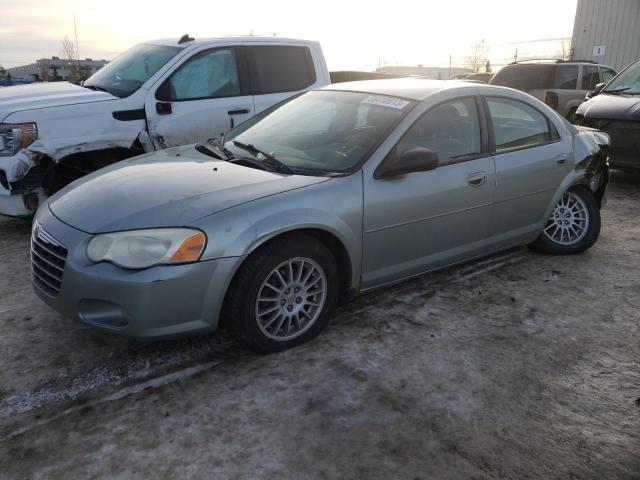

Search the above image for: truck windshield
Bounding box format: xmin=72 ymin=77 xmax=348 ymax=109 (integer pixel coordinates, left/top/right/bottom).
xmin=84 ymin=44 xmax=181 ymax=98
xmin=604 ymin=61 xmax=640 ymax=95
xmin=224 ymin=90 xmax=414 ymax=174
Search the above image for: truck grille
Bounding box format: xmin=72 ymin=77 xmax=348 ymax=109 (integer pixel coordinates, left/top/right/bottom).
xmin=31 ymin=222 xmax=67 ymax=296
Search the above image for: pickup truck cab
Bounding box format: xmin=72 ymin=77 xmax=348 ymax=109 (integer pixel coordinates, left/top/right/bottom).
xmin=0 ymin=35 xmax=329 ymax=216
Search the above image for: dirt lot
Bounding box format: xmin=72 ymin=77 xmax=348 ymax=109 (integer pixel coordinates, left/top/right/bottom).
xmin=1 ymin=172 xmax=639 ymax=479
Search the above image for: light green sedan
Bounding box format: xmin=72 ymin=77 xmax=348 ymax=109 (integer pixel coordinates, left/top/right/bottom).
xmin=32 ymin=79 xmax=610 ymax=352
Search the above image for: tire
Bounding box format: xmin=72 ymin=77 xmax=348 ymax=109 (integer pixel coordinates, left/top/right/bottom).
xmin=530 ymin=186 xmax=600 ymax=254
xmin=222 ymin=234 xmax=339 ymax=353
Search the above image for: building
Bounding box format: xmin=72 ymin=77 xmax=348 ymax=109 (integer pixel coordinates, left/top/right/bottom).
xmin=376 ymin=65 xmax=472 ymax=80
xmin=570 ymin=0 xmax=640 ymax=71
xmin=7 ymin=57 xmax=109 ymax=82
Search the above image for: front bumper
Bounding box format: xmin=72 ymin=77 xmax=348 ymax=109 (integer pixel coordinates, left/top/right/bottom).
xmin=0 ymin=150 xmax=45 ymax=217
xmin=32 ymin=206 xmax=241 ymax=339
xmin=583 ymin=119 xmax=640 ymax=170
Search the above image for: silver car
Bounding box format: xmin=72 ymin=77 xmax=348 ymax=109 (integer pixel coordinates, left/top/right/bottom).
xmin=32 ymin=80 xmax=610 ymax=352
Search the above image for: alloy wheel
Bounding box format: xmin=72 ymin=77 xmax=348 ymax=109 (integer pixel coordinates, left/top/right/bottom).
xmin=255 ymin=257 xmax=327 ymax=341
xmin=543 ymin=192 xmax=590 ymax=246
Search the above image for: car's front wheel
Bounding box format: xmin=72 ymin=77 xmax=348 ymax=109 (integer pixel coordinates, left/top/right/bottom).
xmin=223 ymin=234 xmax=339 ymax=353
xmin=530 ymin=186 xmax=600 ymax=254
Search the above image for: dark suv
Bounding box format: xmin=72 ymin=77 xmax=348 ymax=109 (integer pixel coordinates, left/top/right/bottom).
xmin=490 ymin=60 xmax=616 ymax=120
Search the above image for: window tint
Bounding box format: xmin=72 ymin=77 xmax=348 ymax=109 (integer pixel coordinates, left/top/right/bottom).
xmin=490 ymin=65 xmax=555 ymax=90
xmin=581 ymin=65 xmax=600 ymax=90
xmin=249 ymin=46 xmax=315 ymax=94
xmin=487 ymin=98 xmax=551 ymax=153
xmin=169 ymin=48 xmax=240 ymax=100
xmin=552 ymin=65 xmax=578 ymax=89
xmin=397 ymin=98 xmax=482 ymax=165
xmin=601 ymin=68 xmax=616 ymax=83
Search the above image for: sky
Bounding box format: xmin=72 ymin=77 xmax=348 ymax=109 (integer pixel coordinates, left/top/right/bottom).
xmin=0 ymin=0 xmax=578 ymax=71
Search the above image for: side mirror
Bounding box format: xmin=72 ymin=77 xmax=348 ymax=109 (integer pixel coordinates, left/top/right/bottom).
xmin=587 ymin=82 xmax=606 ymax=99
xmin=374 ymin=147 xmax=439 ymax=179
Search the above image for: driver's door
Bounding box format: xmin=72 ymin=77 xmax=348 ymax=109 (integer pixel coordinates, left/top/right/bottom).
xmin=145 ymin=46 xmax=254 ymax=149
xmin=362 ymin=96 xmax=496 ymax=288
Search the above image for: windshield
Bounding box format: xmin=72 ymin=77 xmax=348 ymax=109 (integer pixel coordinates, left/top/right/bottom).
xmin=84 ymin=44 xmax=181 ymax=98
xmin=224 ymin=90 xmax=414 ymax=174
xmin=604 ymin=61 xmax=640 ymax=94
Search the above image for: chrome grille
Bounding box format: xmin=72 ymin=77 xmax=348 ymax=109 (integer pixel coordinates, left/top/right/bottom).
xmin=31 ymin=222 xmax=67 ymax=296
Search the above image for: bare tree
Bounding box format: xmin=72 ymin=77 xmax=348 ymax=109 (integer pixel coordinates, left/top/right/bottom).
xmin=60 ymin=35 xmax=80 ymax=82
xmin=466 ymin=40 xmax=488 ymax=73
xmin=558 ymin=38 xmax=572 ymax=61
xmin=0 ymin=65 xmax=7 ymax=80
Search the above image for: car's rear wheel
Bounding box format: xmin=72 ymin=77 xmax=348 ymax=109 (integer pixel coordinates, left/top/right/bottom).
xmin=530 ymin=186 xmax=600 ymax=254
xmin=223 ymin=234 xmax=339 ymax=353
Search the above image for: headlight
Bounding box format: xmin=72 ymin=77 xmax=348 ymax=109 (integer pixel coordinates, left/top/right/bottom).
xmin=87 ymin=228 xmax=206 ymax=269
xmin=0 ymin=123 xmax=37 ymax=156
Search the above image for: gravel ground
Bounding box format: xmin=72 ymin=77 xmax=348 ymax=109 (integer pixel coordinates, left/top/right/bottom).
xmin=0 ymin=172 xmax=639 ymax=479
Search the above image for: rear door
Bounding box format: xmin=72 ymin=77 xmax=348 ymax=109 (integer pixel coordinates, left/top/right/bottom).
xmin=244 ymin=43 xmax=320 ymax=115
xmin=484 ymin=96 xmax=572 ymax=246
xmin=145 ymin=44 xmax=254 ymax=149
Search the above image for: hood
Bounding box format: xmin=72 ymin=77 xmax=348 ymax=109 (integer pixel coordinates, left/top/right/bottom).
xmin=48 ymin=145 xmax=329 ymax=233
xmin=0 ymin=82 xmax=117 ymax=121
xmin=577 ymin=93 xmax=640 ymax=121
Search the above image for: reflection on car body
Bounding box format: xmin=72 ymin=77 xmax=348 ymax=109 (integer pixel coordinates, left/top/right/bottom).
xmin=32 ymin=79 xmax=610 ymax=352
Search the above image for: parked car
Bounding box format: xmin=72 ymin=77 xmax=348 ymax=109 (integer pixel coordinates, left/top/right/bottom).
xmin=574 ymin=59 xmax=640 ymax=171
xmin=490 ymin=60 xmax=616 ymax=121
xmin=0 ymin=35 xmax=330 ymax=217
xmin=32 ymin=79 xmax=610 ymax=352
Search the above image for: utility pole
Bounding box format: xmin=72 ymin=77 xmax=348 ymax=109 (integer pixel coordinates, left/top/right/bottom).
xmin=73 ymin=14 xmax=80 ymax=62
xmin=448 ymin=54 xmax=452 ymax=79
xmin=513 ymin=47 xmax=518 ymax=63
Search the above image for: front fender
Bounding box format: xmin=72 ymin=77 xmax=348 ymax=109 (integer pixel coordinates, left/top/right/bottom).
xmin=193 ymin=173 xmax=364 ymax=290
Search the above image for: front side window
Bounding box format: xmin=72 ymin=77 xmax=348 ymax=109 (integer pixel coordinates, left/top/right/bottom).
xmin=581 ymin=65 xmax=600 ymax=90
xmin=395 ymin=98 xmax=482 ymax=165
xmin=552 ymin=65 xmax=579 ymax=90
xmin=168 ymin=48 xmax=240 ymax=100
xmin=248 ymin=46 xmax=316 ymax=94
xmin=84 ymin=44 xmax=181 ymax=98
xmin=225 ymin=90 xmax=413 ymax=173
xmin=487 ymin=98 xmax=551 ymax=153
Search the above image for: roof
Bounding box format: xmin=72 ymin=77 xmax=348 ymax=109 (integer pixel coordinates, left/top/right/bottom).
xmin=323 ymin=78 xmax=482 ymax=101
xmin=144 ymin=36 xmax=320 ymax=48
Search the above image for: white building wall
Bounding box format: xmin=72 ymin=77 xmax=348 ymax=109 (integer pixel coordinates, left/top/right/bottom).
xmin=571 ymin=0 xmax=640 ymax=71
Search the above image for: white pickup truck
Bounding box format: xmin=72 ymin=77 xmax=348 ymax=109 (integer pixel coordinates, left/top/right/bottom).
xmin=0 ymin=35 xmax=330 ymax=216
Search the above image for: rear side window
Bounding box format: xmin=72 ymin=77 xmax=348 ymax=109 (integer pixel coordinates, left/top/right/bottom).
xmin=552 ymin=65 xmax=579 ymax=89
xmin=248 ymin=46 xmax=316 ymax=94
xmin=487 ymin=98 xmax=552 ymax=153
xmin=581 ymin=65 xmax=600 ymax=90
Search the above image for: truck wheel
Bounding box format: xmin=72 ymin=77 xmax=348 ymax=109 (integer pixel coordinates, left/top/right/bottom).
xmin=530 ymin=186 xmax=600 ymax=254
xmin=223 ymin=234 xmax=339 ymax=353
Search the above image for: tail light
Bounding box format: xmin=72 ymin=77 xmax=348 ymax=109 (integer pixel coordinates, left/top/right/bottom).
xmin=544 ymin=91 xmax=559 ymax=110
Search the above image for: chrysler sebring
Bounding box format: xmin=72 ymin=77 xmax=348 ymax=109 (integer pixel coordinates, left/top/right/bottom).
xmin=31 ymin=79 xmax=610 ymax=352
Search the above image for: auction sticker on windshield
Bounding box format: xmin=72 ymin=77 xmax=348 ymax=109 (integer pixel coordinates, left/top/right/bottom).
xmin=362 ymin=95 xmax=410 ymax=110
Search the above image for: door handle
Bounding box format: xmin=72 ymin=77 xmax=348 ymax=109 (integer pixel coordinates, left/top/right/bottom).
xmin=155 ymin=102 xmax=172 ymax=115
xmin=556 ymin=154 xmax=568 ymax=165
xmin=467 ymin=171 xmax=487 ymax=187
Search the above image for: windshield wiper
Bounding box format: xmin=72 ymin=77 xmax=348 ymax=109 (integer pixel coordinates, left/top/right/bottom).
xmin=604 ymin=87 xmax=632 ymax=94
xmin=207 ymin=137 xmax=234 ymax=160
xmin=83 ymin=84 xmax=110 ymax=94
xmin=231 ymin=140 xmax=294 ymax=174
